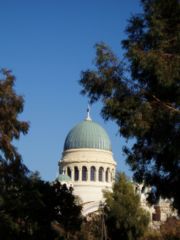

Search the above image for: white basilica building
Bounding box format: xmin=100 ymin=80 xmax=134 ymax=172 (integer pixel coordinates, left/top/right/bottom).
xmin=58 ymin=109 xmax=116 ymax=215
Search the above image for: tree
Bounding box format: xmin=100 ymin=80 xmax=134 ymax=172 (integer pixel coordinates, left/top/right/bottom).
xmin=0 ymin=69 xmax=29 ymax=163
xmin=76 ymin=214 xmax=103 ymax=240
xmin=103 ymin=173 xmax=149 ymax=240
xmin=51 ymin=181 xmax=83 ymax=240
xmin=0 ymin=172 xmax=83 ymax=240
xmin=0 ymin=68 xmax=30 ymax=238
xmin=0 ymin=69 xmax=83 ymax=239
xmin=79 ymin=0 xmax=180 ymax=211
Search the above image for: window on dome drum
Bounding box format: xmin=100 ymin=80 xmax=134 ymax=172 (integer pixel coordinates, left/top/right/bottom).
xmin=90 ymin=166 xmax=96 ymax=181
xmin=82 ymin=166 xmax=87 ymax=181
xmin=67 ymin=167 xmax=71 ymax=178
xmin=99 ymin=167 xmax=104 ymax=182
xmin=74 ymin=167 xmax=79 ymax=181
xmin=105 ymin=168 xmax=110 ymax=182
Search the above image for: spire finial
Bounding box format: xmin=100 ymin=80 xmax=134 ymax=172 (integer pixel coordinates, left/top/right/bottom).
xmin=85 ymin=104 xmax=92 ymax=121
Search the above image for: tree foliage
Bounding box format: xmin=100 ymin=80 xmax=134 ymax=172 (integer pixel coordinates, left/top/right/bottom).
xmin=79 ymin=0 xmax=180 ymax=211
xmin=0 ymin=69 xmax=82 ymax=239
xmin=0 ymin=69 xmax=29 ymax=163
xmin=104 ymin=173 xmax=149 ymax=240
xmin=0 ymin=171 xmax=82 ymax=239
xmin=72 ymin=215 xmax=102 ymax=240
xmin=0 ymin=68 xmax=30 ymax=238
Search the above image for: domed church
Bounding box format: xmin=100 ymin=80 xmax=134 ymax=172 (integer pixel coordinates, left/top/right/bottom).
xmin=58 ymin=108 xmax=116 ymax=215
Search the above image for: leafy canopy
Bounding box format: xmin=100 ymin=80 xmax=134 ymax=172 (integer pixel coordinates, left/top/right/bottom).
xmin=0 ymin=70 xmax=82 ymax=239
xmin=0 ymin=69 xmax=29 ymax=163
xmin=80 ymin=0 xmax=180 ymax=211
xmin=104 ymin=173 xmax=149 ymax=240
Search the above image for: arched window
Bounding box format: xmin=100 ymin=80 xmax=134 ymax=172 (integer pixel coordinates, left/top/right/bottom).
xmin=67 ymin=167 xmax=71 ymax=178
xmin=105 ymin=168 xmax=110 ymax=182
xmin=90 ymin=166 xmax=96 ymax=181
xmin=82 ymin=166 xmax=87 ymax=181
xmin=99 ymin=167 xmax=104 ymax=182
xmin=74 ymin=166 xmax=79 ymax=181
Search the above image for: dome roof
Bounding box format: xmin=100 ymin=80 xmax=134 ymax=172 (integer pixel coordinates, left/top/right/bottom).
xmin=64 ymin=119 xmax=112 ymax=151
xmin=57 ymin=174 xmax=71 ymax=182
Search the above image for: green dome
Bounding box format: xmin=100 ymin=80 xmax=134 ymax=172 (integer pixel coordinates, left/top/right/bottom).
xmin=64 ymin=119 xmax=112 ymax=151
xmin=57 ymin=174 xmax=71 ymax=182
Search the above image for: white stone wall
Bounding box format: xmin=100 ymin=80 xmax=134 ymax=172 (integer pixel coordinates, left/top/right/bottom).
xmin=59 ymin=148 xmax=116 ymax=214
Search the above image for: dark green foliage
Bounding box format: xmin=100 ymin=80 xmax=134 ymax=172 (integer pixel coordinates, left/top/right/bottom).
xmin=0 ymin=69 xmax=29 ymax=163
xmin=0 ymin=170 xmax=55 ymax=240
xmin=104 ymin=173 xmax=149 ymax=240
xmin=80 ymin=0 xmax=180 ymax=212
xmin=0 ymin=68 xmax=31 ymax=238
xmin=0 ymin=168 xmax=82 ymax=239
xmin=0 ymin=69 xmax=82 ymax=239
xmin=51 ymin=181 xmax=82 ymax=237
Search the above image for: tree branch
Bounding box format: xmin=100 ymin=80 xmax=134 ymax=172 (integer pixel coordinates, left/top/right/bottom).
xmin=151 ymin=94 xmax=180 ymax=114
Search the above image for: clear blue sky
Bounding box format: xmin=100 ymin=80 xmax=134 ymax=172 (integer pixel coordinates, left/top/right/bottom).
xmin=0 ymin=0 xmax=141 ymax=181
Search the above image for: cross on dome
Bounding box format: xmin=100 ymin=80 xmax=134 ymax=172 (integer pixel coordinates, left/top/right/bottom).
xmin=85 ymin=104 xmax=92 ymax=121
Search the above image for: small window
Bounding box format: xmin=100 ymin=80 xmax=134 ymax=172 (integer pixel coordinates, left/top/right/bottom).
xmin=74 ymin=167 xmax=79 ymax=181
xmin=99 ymin=167 xmax=104 ymax=182
xmin=82 ymin=166 xmax=87 ymax=181
xmin=90 ymin=166 xmax=96 ymax=181
xmin=67 ymin=167 xmax=71 ymax=178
